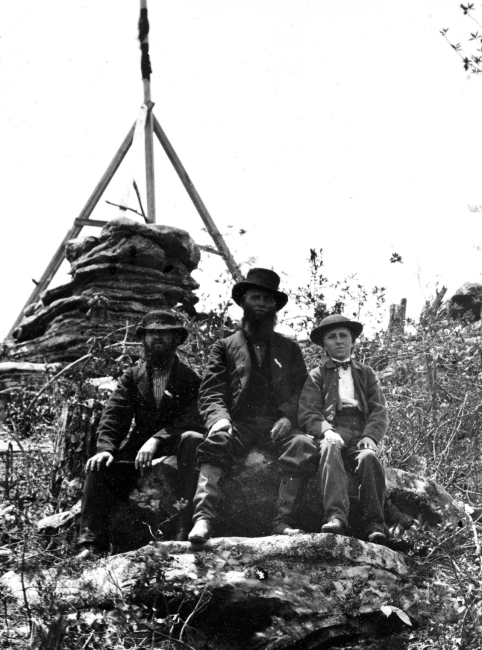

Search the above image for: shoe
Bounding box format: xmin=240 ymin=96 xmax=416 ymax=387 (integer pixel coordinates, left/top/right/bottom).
xmin=76 ymin=543 xmax=106 ymax=560
xmin=321 ymin=518 xmax=346 ymax=535
xmin=280 ymin=526 xmax=305 ymax=536
xmin=188 ymin=519 xmax=212 ymax=544
xmin=272 ymin=475 xmax=308 ymax=536
xmin=367 ymin=531 xmax=387 ymax=545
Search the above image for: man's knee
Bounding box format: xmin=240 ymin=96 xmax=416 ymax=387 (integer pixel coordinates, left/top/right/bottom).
xmin=283 ymin=431 xmax=317 ymax=453
xmin=356 ymin=448 xmax=383 ymax=472
xmin=319 ymin=439 xmax=343 ymax=462
xmin=179 ymin=431 xmax=205 ymax=448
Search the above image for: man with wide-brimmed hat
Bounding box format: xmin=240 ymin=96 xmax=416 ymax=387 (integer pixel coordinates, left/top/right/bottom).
xmin=297 ymin=314 xmax=388 ymax=544
xmin=77 ymin=310 xmax=204 ymax=558
xmin=188 ymin=268 xmax=309 ymax=544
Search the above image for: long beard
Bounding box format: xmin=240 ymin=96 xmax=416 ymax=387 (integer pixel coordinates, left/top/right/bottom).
xmin=241 ymin=305 xmax=277 ymax=340
xmin=143 ymin=342 xmax=177 ymax=369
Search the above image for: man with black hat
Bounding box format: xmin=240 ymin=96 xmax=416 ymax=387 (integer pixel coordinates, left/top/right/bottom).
xmin=297 ymin=314 xmax=388 ymax=544
xmin=77 ymin=310 xmax=204 ymax=558
xmin=188 ymin=268 xmax=309 ymax=544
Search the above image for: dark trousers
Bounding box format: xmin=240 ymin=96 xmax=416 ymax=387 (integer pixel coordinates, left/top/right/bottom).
xmin=79 ymin=431 xmax=204 ymax=549
xmin=196 ymin=416 xmax=319 ymax=476
xmin=319 ymin=409 xmax=386 ymax=535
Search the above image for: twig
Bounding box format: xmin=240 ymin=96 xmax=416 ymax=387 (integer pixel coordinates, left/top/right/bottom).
xmin=133 ymin=180 xmax=147 ymax=222
xmin=81 ymin=629 xmax=95 ymax=649
xmin=179 ymin=588 xmax=212 ymax=643
xmin=105 ymin=199 xmax=145 ymax=219
xmin=468 ymin=514 xmax=482 ymax=576
xmin=20 ymin=537 xmax=32 ymax=633
xmin=25 ymin=329 xmax=140 ymax=413
xmin=25 ymin=353 xmax=93 ymax=414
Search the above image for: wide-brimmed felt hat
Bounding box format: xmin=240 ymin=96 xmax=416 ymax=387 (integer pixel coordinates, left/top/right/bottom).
xmin=231 ymin=268 xmax=288 ymax=310
xmin=136 ymin=310 xmax=189 ymax=344
xmin=310 ymin=314 xmax=363 ymax=346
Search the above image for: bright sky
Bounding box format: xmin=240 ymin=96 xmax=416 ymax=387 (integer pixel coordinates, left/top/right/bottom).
xmin=1 ymin=1 xmax=482 ymax=339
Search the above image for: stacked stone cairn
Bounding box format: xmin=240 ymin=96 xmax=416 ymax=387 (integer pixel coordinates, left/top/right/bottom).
xmin=5 ymin=217 xmax=200 ymax=366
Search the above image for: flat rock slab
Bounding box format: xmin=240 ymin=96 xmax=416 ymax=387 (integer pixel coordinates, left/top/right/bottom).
xmin=1 ymin=535 xmax=425 ymax=649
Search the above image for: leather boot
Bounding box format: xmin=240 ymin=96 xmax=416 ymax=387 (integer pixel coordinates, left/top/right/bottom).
xmin=175 ymin=462 xmax=200 ymax=542
xmin=188 ymin=464 xmax=223 ymax=544
xmin=174 ymin=508 xmax=192 ymax=542
xmin=272 ymin=475 xmax=308 ymax=535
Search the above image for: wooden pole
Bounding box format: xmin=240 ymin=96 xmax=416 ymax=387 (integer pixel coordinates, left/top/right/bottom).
xmin=139 ymin=0 xmax=156 ymax=223
xmin=153 ymin=115 xmax=243 ymax=281
xmin=6 ymin=125 xmax=135 ymax=338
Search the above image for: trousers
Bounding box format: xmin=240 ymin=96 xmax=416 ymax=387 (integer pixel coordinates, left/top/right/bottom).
xmin=318 ymin=409 xmax=386 ymax=534
xmin=196 ymin=416 xmax=319 ymax=476
xmin=79 ymin=430 xmax=204 ymax=548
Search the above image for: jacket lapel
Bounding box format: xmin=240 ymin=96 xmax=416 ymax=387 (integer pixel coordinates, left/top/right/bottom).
xmin=164 ymin=357 xmax=181 ymax=398
xmin=133 ymin=362 xmax=154 ymax=404
xmin=270 ymin=334 xmax=286 ymax=389
xmin=232 ymin=331 xmax=251 ymax=391
xmin=350 ymin=359 xmax=368 ymax=415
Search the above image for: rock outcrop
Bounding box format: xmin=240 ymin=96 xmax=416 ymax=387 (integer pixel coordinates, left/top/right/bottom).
xmin=0 ymin=361 xmax=63 ymax=392
xmin=5 ymin=217 xmax=200 ymax=364
xmin=448 ymin=282 xmax=482 ymax=320
xmin=107 ymin=450 xmax=465 ymax=553
xmin=38 ymin=449 xmax=466 ymax=555
xmin=1 ymin=534 xmax=430 ymax=649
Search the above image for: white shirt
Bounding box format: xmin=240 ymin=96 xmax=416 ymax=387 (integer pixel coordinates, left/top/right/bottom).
xmin=332 ymin=358 xmax=359 ymax=408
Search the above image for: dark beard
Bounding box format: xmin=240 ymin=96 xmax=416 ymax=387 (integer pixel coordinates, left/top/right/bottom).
xmin=241 ymin=304 xmax=277 ymax=341
xmin=143 ymin=342 xmax=177 ymax=369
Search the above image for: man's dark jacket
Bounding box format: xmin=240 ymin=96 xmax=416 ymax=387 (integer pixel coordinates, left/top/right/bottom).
xmin=96 ymin=357 xmax=203 ymax=457
xmin=298 ymin=358 xmax=388 ymax=444
xmin=199 ymin=330 xmax=308 ymax=430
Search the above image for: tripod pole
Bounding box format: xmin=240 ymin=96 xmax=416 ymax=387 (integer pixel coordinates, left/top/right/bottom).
xmin=139 ymin=0 xmax=156 ymax=223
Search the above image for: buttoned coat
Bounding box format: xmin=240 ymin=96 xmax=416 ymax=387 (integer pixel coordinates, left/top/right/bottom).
xmin=298 ymin=358 xmax=388 ymax=444
xmin=198 ymin=330 xmax=308 ymax=430
xmin=96 ymin=357 xmax=203 ymax=458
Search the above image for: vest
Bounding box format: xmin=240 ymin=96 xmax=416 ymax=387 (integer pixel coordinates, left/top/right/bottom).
xmin=237 ymin=341 xmax=277 ymax=418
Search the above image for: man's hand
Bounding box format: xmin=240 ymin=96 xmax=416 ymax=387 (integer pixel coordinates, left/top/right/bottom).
xmin=323 ymin=430 xmax=345 ymax=449
xmin=357 ymin=436 xmax=377 ymax=451
xmin=135 ymin=437 xmax=161 ymax=470
xmin=209 ymin=418 xmax=232 ymax=436
xmin=86 ymin=452 xmax=114 ymax=472
xmin=270 ymin=417 xmax=292 ymax=443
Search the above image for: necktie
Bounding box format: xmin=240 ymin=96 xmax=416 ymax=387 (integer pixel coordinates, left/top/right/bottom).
xmin=332 ymin=359 xmax=351 ymax=371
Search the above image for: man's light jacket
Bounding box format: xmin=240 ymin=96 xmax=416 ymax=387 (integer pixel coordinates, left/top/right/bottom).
xmin=298 ymin=358 xmax=388 ymax=444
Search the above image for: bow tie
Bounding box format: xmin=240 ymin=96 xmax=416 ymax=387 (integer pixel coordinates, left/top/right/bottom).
xmin=332 ymin=359 xmax=351 ymax=371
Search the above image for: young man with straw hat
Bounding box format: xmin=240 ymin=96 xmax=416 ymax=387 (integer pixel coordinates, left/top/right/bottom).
xmin=298 ymin=314 xmax=388 ymax=544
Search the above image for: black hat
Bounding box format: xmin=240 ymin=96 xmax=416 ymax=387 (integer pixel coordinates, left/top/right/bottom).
xmin=136 ymin=310 xmax=189 ymax=344
xmin=310 ymin=314 xmax=363 ymax=346
xmin=231 ymin=268 xmax=288 ymax=311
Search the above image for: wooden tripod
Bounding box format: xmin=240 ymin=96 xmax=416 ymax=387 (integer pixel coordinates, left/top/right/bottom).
xmin=7 ymin=2 xmax=242 ymax=338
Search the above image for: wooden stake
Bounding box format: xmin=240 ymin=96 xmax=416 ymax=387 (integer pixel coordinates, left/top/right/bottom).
xmin=140 ymin=0 xmax=156 ymax=223
xmin=153 ymin=115 xmax=243 ymax=281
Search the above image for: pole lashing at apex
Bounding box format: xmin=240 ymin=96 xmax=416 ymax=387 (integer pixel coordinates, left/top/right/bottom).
xmin=138 ymin=7 xmax=152 ymax=80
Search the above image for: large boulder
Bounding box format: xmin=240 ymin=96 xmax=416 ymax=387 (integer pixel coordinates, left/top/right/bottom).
xmin=101 ymin=449 xmax=466 ymax=553
xmin=5 ymin=217 xmax=201 ymax=365
xmin=448 ymin=282 xmax=482 ymax=320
